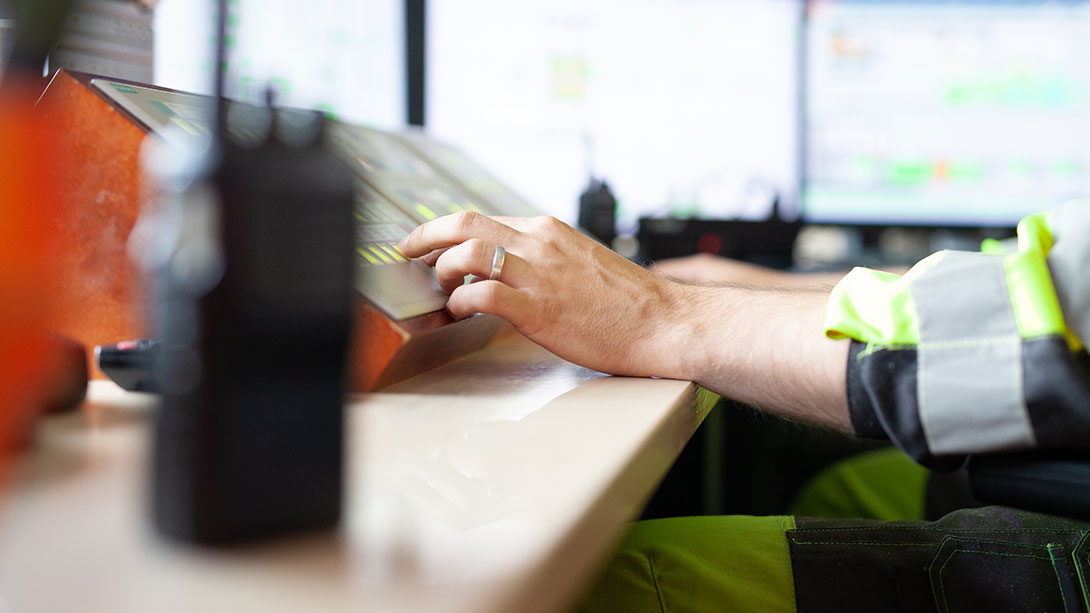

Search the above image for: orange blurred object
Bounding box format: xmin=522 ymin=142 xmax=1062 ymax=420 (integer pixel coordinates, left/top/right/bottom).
xmin=33 ymin=70 xmax=149 ymax=379
xmin=0 ymin=77 xmax=69 ymax=461
xmin=8 ymin=70 xmax=504 ymax=401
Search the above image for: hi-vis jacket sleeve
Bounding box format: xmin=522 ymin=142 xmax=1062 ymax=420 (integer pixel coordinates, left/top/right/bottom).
xmin=824 ymin=197 xmax=1090 ymax=470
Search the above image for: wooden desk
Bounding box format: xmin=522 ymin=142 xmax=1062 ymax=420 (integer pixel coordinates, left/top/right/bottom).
xmin=0 ymin=328 xmax=715 ymax=613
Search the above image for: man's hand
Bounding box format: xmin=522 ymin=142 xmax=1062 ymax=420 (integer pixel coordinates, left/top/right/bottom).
xmin=400 ymin=212 xmax=852 ymax=430
xmin=399 ymin=211 xmax=687 ymax=379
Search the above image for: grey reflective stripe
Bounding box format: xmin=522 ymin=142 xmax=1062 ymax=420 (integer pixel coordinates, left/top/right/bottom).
xmin=908 ymin=251 xmax=1035 ymax=455
xmin=1047 ymin=197 xmax=1090 ymax=348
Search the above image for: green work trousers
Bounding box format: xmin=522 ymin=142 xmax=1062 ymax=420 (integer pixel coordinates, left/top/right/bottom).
xmin=579 ymin=448 xmax=1090 ymax=612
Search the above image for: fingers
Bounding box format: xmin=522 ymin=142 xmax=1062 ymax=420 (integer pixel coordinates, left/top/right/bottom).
xmin=445 ymin=279 xmax=535 ymax=323
xmin=420 ymin=246 xmax=450 ymax=266
xmin=433 ymin=239 xmax=526 ymax=294
xmin=399 ymin=211 xmax=522 ymax=258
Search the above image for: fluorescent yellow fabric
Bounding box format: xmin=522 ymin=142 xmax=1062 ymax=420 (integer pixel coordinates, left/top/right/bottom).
xmin=824 ymin=211 xmax=1074 ymax=347
xmin=789 ymin=447 xmax=928 ymax=522
xmin=1005 ymin=211 xmax=1079 ymax=350
xmin=823 ymin=252 xmax=943 ymax=345
xmin=579 ymin=515 xmax=798 ymax=613
xmin=579 ymin=450 xmax=932 ymax=612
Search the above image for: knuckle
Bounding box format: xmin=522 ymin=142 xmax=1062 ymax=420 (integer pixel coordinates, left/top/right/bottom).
xmin=453 ymin=209 xmax=482 ymax=232
xmin=531 ymin=215 xmax=560 ymax=229
xmin=525 ymin=217 xmax=564 ymax=251
xmin=478 ymin=281 xmax=502 ymax=307
xmin=464 ymin=238 xmax=490 ymax=259
xmin=539 ymin=235 xmax=562 ymax=255
xmin=543 ymin=216 xmax=568 ymax=234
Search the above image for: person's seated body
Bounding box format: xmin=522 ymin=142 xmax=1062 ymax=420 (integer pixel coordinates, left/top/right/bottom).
xmin=397 ymin=198 xmax=1090 ymax=612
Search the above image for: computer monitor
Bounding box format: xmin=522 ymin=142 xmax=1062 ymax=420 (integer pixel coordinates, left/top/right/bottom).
xmin=426 ymin=0 xmax=801 ymax=228
xmin=153 ymin=0 xmax=405 ymax=129
xmin=803 ymin=0 xmax=1090 ymax=227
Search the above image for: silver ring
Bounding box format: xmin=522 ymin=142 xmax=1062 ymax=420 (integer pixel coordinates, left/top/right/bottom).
xmin=489 ymin=245 xmax=506 ymax=281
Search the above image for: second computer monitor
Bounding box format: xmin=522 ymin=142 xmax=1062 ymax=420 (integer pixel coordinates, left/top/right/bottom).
xmin=803 ymin=0 xmax=1090 ymax=227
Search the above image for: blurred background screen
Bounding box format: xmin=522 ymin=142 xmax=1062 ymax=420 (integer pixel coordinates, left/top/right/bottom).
xmin=425 ymin=0 xmax=802 ymax=230
xmin=63 ymin=0 xmax=1090 ymax=231
xmin=152 ymin=0 xmax=405 ymax=130
xmin=803 ymin=0 xmax=1090 ymax=226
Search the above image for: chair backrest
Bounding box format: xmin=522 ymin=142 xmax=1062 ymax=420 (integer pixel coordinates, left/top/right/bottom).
xmin=968 ymin=453 xmax=1090 ymax=520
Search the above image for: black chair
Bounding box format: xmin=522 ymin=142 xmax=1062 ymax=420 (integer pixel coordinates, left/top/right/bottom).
xmin=968 ymin=452 xmax=1090 ymax=520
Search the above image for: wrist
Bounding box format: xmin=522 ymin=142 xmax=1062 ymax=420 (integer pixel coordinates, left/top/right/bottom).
xmin=638 ymin=281 xmax=710 ymax=382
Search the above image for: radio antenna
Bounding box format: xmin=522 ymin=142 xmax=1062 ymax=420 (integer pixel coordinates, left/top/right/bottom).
xmin=213 ymin=0 xmax=228 ymax=135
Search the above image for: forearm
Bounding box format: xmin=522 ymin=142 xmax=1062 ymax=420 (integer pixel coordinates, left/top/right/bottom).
xmin=399 ymin=212 xmax=852 ymax=432
xmin=652 ymin=283 xmax=851 ymax=431
xmin=650 ymin=253 xmax=907 ymax=290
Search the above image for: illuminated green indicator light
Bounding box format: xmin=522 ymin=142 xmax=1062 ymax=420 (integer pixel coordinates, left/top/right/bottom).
xmin=415 ymin=204 xmax=437 ymax=220
xmin=171 ymin=118 xmax=200 ymax=136
xmin=357 ymin=247 xmax=379 ymax=264
xmin=369 ymin=246 xmax=393 ymax=263
xmin=111 ymin=83 xmax=138 ymax=94
xmin=380 ymin=245 xmax=404 ymax=261
xmin=887 ymin=161 xmax=930 ymax=186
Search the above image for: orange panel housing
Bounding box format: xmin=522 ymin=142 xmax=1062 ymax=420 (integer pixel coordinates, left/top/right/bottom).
xmin=36 ymin=70 xmax=499 ymax=390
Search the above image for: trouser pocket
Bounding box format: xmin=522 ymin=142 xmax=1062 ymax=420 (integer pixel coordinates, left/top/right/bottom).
xmin=926 ymin=536 xmax=1082 ymax=613
xmin=788 ymin=507 xmax=1090 ymax=613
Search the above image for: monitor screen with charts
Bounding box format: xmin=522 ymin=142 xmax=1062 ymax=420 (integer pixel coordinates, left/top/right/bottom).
xmin=426 ymin=0 xmax=801 ymax=228
xmin=803 ymin=0 xmax=1090 ymax=227
xmin=152 ymin=0 xmax=404 ymax=130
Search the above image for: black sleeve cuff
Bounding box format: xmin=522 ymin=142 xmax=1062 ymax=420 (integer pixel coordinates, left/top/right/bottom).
xmin=846 ymin=340 xmax=885 ymax=439
xmin=845 ymin=340 xmax=966 ymax=472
